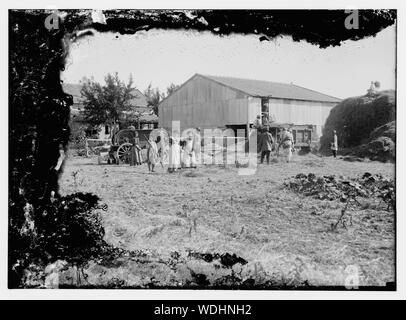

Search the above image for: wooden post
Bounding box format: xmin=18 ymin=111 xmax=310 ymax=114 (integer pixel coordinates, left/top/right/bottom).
xmin=212 ymin=135 xmax=215 ymax=165
xmin=246 ymin=97 xmax=250 ymax=155
xmin=235 ymin=133 xmax=238 ymax=166
xmin=223 ymin=136 xmax=227 ymax=168
xmin=85 ymin=139 xmax=89 ymax=157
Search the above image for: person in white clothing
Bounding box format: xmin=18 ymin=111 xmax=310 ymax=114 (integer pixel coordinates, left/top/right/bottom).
xmin=192 ymin=128 xmax=202 ymax=165
xmin=331 ymin=130 xmax=338 ymax=158
xmin=183 ymin=135 xmax=196 ymax=168
xmin=279 ymin=127 xmax=293 ymax=163
xmin=168 ymin=136 xmax=181 ymax=172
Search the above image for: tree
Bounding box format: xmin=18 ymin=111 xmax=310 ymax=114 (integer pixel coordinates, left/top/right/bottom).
xmin=144 ymin=83 xmax=164 ymax=115
xmin=81 ymin=73 xmax=137 ymax=127
xmin=166 ymin=83 xmax=180 ymax=96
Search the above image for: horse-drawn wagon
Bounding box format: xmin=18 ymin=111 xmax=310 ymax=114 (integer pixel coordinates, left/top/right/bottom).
xmin=94 ymin=128 xmax=164 ymax=164
xmin=94 ymin=128 xmax=133 ymax=164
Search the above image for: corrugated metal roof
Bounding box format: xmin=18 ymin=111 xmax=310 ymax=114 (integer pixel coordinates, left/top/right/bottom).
xmin=199 ymin=74 xmax=341 ymax=103
xmin=62 ymin=83 xmax=148 ymax=107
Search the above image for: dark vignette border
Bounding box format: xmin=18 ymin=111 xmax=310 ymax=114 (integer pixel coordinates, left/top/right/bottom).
xmin=8 ymin=9 xmax=397 ymax=290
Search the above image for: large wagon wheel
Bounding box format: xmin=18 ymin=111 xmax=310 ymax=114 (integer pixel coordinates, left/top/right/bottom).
xmin=117 ymin=142 xmax=132 ymax=164
xmin=113 ymin=129 xmax=135 ymax=146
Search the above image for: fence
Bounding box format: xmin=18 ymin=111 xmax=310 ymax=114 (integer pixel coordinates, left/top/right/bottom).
xmin=84 ymin=138 xmax=111 ymax=157
xmin=200 ymin=136 xmax=249 ymax=166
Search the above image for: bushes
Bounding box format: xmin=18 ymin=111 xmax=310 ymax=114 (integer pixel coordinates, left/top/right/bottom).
xmin=69 ymin=123 xmax=87 ymax=149
xmin=9 ymin=192 xmax=108 ymax=287
xmin=34 ymin=193 xmax=106 ymax=262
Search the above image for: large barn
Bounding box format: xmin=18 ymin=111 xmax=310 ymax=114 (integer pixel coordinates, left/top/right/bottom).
xmin=158 ymin=74 xmax=341 ymax=142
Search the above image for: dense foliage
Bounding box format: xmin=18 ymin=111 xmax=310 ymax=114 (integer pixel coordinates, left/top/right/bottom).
xmin=9 ymin=193 xmax=108 ymax=286
xmin=143 ymin=83 xmax=180 ymax=115
xmin=143 ymin=83 xmax=164 ymax=115
xmin=81 ymin=73 xmax=137 ymax=127
xmin=34 ymin=193 xmax=106 ymax=262
xmin=166 ymin=83 xmax=180 ymax=96
xmin=9 ymin=11 xmax=74 ymax=287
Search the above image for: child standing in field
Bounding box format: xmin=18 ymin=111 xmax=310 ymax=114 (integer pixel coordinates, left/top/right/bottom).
xmin=183 ymin=134 xmax=196 ymax=168
xmin=331 ymin=130 xmax=338 ymax=158
xmin=147 ymin=136 xmax=161 ymax=172
xmin=129 ymin=128 xmax=142 ymax=166
xmin=168 ymin=137 xmax=181 ymax=173
xmin=192 ymin=128 xmax=202 ymax=165
xmin=279 ymin=127 xmax=294 ymax=163
xmin=179 ymin=139 xmax=187 ymax=168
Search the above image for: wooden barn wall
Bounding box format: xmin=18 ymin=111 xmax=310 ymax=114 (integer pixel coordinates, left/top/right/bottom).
xmin=268 ymin=98 xmax=336 ymax=136
xmin=159 ymin=99 xmax=250 ymax=130
xmin=159 ymin=75 xmax=251 ymax=130
xmin=248 ymin=97 xmax=262 ymax=123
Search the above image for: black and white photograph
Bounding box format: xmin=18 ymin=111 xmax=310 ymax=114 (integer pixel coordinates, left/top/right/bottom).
xmin=4 ymin=3 xmax=403 ymax=302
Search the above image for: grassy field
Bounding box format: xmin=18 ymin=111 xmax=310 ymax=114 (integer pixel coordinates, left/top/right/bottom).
xmin=59 ymin=152 xmax=395 ymax=288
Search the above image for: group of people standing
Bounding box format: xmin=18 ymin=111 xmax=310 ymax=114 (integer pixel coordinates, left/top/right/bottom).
xmin=167 ymin=129 xmax=202 ymax=173
xmin=126 ymin=125 xmax=161 ymax=172
xmin=127 ymin=126 xmax=202 ymax=173
xmin=258 ymin=126 xmax=294 ymax=164
xmin=258 ymin=127 xmax=339 ymax=163
xmin=126 ymin=124 xmax=339 ymax=172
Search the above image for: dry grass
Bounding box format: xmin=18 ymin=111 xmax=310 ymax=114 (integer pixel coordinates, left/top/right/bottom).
xmin=59 ymin=152 xmax=395 ymax=287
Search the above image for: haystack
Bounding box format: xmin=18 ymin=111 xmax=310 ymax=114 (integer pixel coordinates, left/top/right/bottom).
xmin=320 ymin=90 xmax=395 ymax=161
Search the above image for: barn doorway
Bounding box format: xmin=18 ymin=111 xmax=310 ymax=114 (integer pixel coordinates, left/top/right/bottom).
xmin=261 ymin=98 xmax=270 ymax=125
xmin=225 ymin=125 xmax=247 ymax=137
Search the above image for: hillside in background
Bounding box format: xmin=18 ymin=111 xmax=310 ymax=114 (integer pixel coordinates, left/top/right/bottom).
xmin=320 ymin=90 xmax=396 ymax=161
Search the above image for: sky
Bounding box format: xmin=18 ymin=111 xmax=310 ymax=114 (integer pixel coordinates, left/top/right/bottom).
xmin=62 ymin=25 xmax=396 ymax=99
